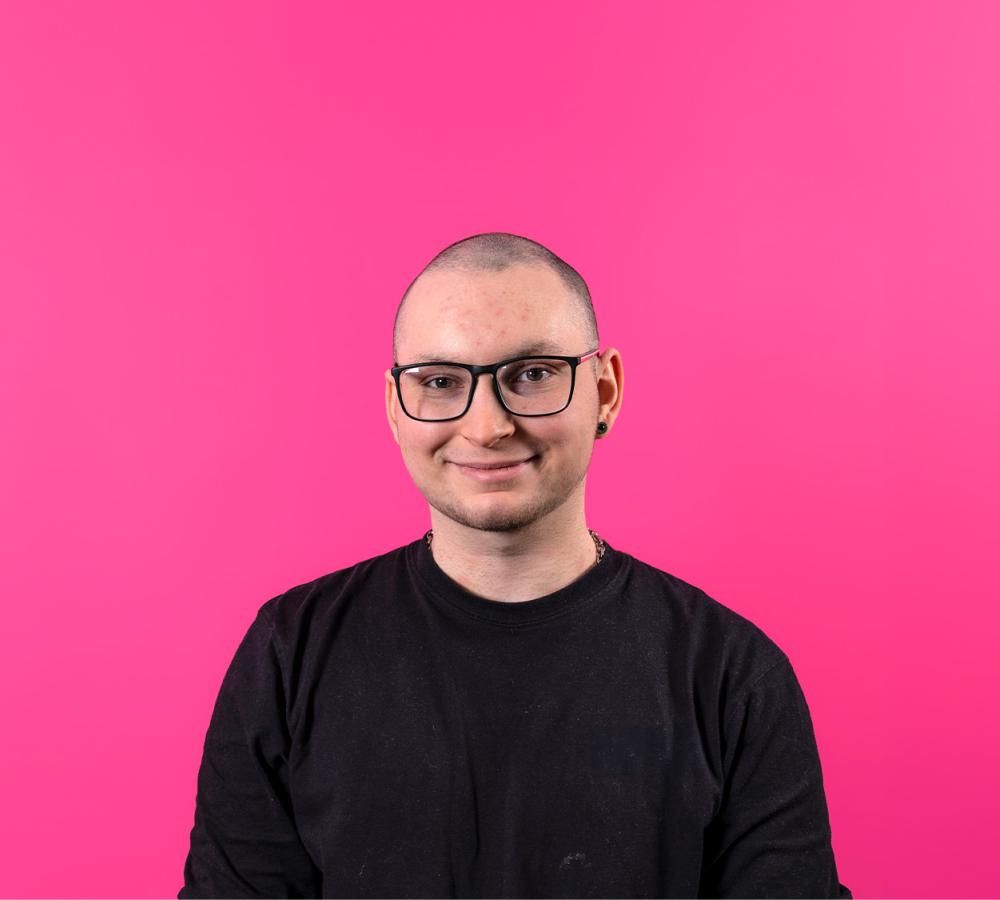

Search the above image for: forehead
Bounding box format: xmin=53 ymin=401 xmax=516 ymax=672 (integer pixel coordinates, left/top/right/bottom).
xmin=397 ymin=262 xmax=587 ymax=364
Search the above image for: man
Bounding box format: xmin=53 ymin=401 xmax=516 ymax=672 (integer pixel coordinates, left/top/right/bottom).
xmin=179 ymin=232 xmax=851 ymax=898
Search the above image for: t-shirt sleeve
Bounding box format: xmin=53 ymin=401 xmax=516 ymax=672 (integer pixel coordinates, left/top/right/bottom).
xmin=700 ymin=655 xmax=852 ymax=899
xmin=178 ymin=607 xmax=322 ymax=898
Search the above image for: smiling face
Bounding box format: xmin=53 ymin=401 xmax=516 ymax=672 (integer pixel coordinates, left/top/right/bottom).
xmin=385 ymin=262 xmax=615 ymax=534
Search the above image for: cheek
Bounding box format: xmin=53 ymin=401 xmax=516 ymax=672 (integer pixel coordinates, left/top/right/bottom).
xmin=398 ymin=425 xmax=449 ymax=465
xmin=530 ymin=423 xmax=591 ymax=463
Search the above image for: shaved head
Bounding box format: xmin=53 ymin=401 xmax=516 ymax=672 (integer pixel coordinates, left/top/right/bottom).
xmin=393 ymin=232 xmax=599 ymax=363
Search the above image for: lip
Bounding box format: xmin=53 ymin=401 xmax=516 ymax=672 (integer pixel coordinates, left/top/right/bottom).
xmin=451 ymin=456 xmax=536 ymax=482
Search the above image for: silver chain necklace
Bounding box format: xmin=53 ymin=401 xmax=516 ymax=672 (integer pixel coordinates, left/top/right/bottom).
xmin=424 ymin=528 xmax=606 ymax=565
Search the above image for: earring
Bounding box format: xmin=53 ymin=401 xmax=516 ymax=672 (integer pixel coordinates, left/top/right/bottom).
xmin=596 ymin=421 xmax=609 ymax=435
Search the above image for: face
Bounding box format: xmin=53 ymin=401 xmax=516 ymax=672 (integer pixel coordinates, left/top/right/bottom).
xmin=385 ymin=262 xmax=622 ymax=534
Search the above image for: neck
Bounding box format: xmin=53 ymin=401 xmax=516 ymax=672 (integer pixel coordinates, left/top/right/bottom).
xmin=426 ymin=496 xmax=600 ymax=603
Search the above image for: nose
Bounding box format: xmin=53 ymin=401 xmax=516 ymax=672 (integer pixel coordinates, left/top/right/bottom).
xmin=459 ymin=373 xmax=516 ymax=446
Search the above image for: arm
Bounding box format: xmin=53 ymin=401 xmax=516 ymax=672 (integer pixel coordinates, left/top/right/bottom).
xmin=700 ymin=656 xmax=851 ymax=898
xmin=178 ymin=608 xmax=321 ymax=898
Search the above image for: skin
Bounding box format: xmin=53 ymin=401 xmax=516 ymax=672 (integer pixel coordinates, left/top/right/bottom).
xmin=385 ymin=261 xmax=624 ymax=602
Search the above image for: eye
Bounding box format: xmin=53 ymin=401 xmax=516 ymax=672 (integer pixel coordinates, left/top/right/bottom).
xmin=423 ymin=376 xmax=458 ymax=389
xmin=516 ymin=366 xmax=554 ymax=383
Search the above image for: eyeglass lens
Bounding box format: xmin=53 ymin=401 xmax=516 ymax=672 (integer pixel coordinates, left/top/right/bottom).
xmin=399 ymin=358 xmax=574 ymax=420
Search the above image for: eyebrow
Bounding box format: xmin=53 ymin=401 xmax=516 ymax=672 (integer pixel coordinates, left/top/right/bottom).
xmin=404 ymin=341 xmax=569 ymax=365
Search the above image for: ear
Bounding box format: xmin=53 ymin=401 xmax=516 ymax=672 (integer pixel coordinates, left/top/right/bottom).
xmin=385 ymin=369 xmax=401 ymax=446
xmin=594 ymin=348 xmax=624 ymax=436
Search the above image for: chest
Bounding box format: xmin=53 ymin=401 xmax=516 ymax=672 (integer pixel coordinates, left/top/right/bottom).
xmin=286 ymin=616 xmax=720 ymax=896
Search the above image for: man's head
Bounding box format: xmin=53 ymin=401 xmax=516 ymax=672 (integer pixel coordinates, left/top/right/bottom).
xmin=385 ymin=232 xmax=623 ymax=534
xmin=393 ymin=233 xmax=599 ymax=365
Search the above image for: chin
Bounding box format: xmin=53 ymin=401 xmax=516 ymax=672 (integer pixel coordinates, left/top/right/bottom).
xmin=443 ymin=510 xmax=542 ymax=533
xmin=426 ymin=488 xmax=565 ymax=534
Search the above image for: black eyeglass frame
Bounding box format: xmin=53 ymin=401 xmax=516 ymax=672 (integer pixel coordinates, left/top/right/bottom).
xmin=390 ymin=348 xmax=601 ymax=422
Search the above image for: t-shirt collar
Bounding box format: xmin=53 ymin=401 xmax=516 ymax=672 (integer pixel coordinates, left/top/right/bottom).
xmin=407 ymin=531 xmax=628 ymax=628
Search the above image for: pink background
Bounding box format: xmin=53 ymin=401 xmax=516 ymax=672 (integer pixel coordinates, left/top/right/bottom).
xmin=2 ymin=2 xmax=998 ymax=897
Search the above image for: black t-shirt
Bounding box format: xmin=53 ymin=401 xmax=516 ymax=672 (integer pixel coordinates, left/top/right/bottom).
xmin=179 ymin=536 xmax=851 ymax=898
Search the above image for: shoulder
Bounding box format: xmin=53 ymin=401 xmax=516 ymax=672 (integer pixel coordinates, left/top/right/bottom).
xmin=254 ymin=540 xmax=417 ymax=644
xmin=618 ymin=548 xmax=790 ymax=698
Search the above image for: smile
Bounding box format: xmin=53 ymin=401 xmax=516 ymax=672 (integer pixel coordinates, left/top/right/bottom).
xmin=451 ymin=457 xmax=535 ymax=482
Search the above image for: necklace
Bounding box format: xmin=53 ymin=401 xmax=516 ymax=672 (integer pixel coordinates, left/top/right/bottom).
xmin=424 ymin=528 xmax=606 ymax=566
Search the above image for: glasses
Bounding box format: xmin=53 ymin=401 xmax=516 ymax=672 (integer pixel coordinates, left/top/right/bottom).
xmin=391 ymin=348 xmax=600 ymax=422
